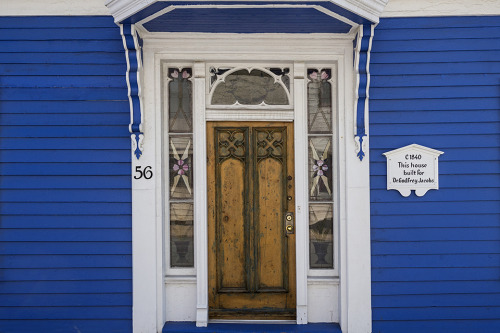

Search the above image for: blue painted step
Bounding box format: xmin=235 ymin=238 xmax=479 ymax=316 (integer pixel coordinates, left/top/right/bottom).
xmin=163 ymin=322 xmax=341 ymax=333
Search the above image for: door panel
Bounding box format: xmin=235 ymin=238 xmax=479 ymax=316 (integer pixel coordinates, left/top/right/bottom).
xmin=219 ymin=157 xmax=247 ymax=291
xmin=207 ymin=121 xmax=295 ymax=319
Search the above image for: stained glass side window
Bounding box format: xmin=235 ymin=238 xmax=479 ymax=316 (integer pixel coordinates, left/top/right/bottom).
xmin=307 ymin=67 xmax=335 ymax=270
xmin=167 ymin=66 xmax=194 ymax=268
xmin=169 ymin=136 xmax=193 ymax=200
xmin=307 ymin=69 xmax=332 ymax=133
xmin=309 ymin=137 xmax=333 ymax=201
xmin=170 ymin=203 xmax=194 ymax=267
xmin=168 ymin=68 xmax=192 ymax=133
xmin=309 ymin=204 xmax=334 ymax=269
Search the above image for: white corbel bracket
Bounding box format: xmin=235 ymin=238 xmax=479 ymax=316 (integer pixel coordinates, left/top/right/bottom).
xmin=120 ymin=23 xmax=144 ymax=159
xmin=353 ymin=24 xmax=375 ymax=161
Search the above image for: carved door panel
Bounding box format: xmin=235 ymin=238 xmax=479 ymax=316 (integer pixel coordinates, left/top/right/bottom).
xmin=207 ymin=121 xmax=296 ymax=319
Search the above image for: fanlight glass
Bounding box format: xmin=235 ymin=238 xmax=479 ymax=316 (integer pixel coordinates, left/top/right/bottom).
xmin=211 ymin=68 xmax=289 ymax=106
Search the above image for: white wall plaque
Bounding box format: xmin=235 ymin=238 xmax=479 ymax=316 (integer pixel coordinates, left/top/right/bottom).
xmin=383 ymin=144 xmax=444 ymax=197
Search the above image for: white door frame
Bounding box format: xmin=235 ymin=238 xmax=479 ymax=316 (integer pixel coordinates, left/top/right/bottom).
xmin=133 ymin=33 xmax=372 ymax=332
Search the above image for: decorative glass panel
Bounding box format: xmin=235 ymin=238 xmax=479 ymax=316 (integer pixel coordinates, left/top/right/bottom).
xmin=169 ymin=136 xmax=193 ymax=199
xmin=309 ymin=137 xmax=333 ymax=201
xmin=309 ymin=204 xmax=334 ymax=269
xmin=307 ymin=69 xmax=332 ymax=133
xmin=168 ymin=68 xmax=192 ymax=133
xmin=211 ymin=68 xmax=289 ymax=105
xmin=170 ymin=203 xmax=194 ymax=267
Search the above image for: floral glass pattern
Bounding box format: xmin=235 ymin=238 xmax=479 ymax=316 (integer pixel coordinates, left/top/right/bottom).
xmin=307 ymin=67 xmax=335 ymax=270
xmin=170 ymin=203 xmax=194 ymax=267
xmin=168 ymin=68 xmax=193 ymax=133
xmin=169 ymin=136 xmax=193 ymax=199
xmin=166 ymin=66 xmax=194 ymax=270
xmin=309 ymin=137 xmax=333 ymax=201
xmin=211 ymin=68 xmax=289 ymax=105
xmin=309 ymin=204 xmax=334 ymax=269
xmin=307 ymin=69 xmax=332 ymax=134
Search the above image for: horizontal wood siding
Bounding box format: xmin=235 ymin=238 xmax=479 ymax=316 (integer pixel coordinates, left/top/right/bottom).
xmin=370 ymin=16 xmax=500 ymax=333
xmin=0 ymin=16 xmax=132 ymax=333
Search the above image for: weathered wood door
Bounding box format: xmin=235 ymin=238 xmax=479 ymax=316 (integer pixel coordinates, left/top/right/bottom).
xmin=207 ymin=121 xmax=296 ymax=319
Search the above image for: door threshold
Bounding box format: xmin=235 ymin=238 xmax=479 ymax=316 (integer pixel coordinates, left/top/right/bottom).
xmin=162 ymin=321 xmax=342 ymax=333
xmin=209 ymin=319 xmax=296 ymax=324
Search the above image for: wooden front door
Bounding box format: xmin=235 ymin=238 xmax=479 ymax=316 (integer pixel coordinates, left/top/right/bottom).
xmin=207 ymin=121 xmax=296 ymax=319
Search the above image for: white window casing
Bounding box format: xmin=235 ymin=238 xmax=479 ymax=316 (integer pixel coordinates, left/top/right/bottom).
xmin=134 ymin=33 xmax=371 ymax=333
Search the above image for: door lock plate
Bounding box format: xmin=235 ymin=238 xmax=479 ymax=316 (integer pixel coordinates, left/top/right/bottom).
xmin=285 ymin=212 xmax=294 ymax=234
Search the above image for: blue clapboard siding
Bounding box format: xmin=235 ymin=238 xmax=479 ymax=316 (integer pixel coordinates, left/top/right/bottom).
xmin=143 ymin=7 xmax=351 ymax=33
xmin=370 ymin=16 xmax=500 ymax=333
xmin=0 ymin=16 xmax=131 ymax=333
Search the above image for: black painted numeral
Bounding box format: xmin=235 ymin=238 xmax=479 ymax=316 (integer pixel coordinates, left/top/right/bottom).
xmin=134 ymin=166 xmax=153 ymax=180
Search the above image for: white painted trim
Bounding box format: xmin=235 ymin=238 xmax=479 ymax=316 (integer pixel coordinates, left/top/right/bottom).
xmin=193 ymin=62 xmax=209 ymax=327
xmin=138 ymin=32 xmax=356 ymax=41
xmin=383 ymin=143 xmax=444 ymax=157
xmin=206 ymin=110 xmax=294 ymax=122
xmin=154 ymin=54 xmax=167 ymax=331
xmin=353 ymin=25 xmax=363 ymax=139
xmin=105 ymin=0 xmax=388 ymax=23
xmin=337 ymin=49 xmax=349 ymax=333
xmin=308 ymin=277 xmax=340 ymax=286
xmin=6 ymin=0 xmax=500 ymax=17
xmin=381 ymin=0 xmax=500 ymax=17
xmin=365 ymin=24 xmax=374 ymax=137
xmin=137 ymin=33 xmax=371 ymax=332
xmin=293 ymin=61 xmax=308 ymax=325
xmin=132 ymin=44 xmax=158 ymax=333
xmin=341 ymin=43 xmax=372 ymax=333
xmin=1 ymin=0 xmax=110 ymax=15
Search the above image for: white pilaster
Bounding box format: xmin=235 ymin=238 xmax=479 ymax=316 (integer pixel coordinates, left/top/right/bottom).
xmin=343 ymin=47 xmax=372 ymax=333
xmin=132 ymin=49 xmax=158 ymax=333
xmin=294 ymin=61 xmax=308 ymax=325
xmin=193 ymin=62 xmax=209 ymax=327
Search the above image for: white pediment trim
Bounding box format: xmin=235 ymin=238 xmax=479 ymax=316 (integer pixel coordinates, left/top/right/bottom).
xmin=383 ymin=143 xmax=445 ymax=157
xmin=105 ymin=0 xmax=389 ymax=23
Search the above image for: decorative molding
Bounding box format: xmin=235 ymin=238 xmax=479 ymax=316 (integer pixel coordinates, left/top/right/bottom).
xmin=335 ymin=0 xmax=389 ymax=22
xmin=206 ymin=110 xmax=294 ymax=121
xmin=120 ymin=23 xmax=144 ymax=159
xmin=353 ymin=24 xmax=374 ymax=161
xmin=106 ymin=0 xmax=154 ymax=22
xmin=2 ymin=0 xmax=109 ymax=15
xmin=381 ymin=0 xmax=500 ymax=17
xmin=138 ymin=37 xmax=366 ymax=330
xmin=105 ymin=0 xmax=389 ymax=24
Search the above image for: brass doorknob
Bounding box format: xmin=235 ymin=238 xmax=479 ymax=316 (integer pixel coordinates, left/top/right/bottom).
xmin=286 ymin=225 xmax=294 ymax=232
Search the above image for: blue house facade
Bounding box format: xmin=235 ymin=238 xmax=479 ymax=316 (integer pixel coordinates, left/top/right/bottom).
xmin=0 ymin=1 xmax=499 ymax=332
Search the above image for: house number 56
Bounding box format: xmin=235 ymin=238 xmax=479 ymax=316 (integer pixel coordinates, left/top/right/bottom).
xmin=134 ymin=166 xmax=153 ymax=180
